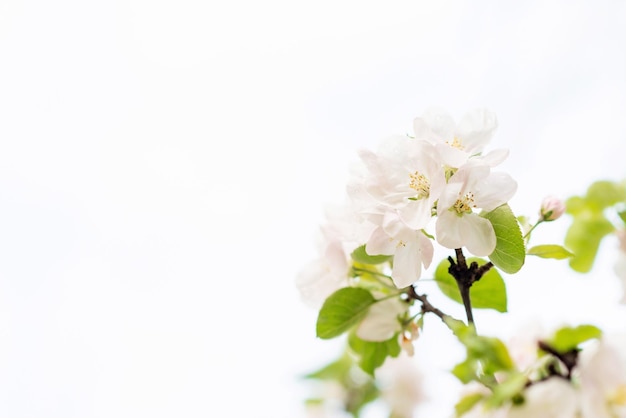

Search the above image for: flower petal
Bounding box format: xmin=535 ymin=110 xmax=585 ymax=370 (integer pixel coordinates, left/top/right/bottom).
xmin=458 ymin=214 xmax=497 ymax=256
xmin=456 ymin=108 xmax=498 ymax=153
xmin=356 ymin=297 xmax=406 ymax=342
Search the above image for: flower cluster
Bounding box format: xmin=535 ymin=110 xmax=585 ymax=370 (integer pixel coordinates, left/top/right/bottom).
xmin=297 ymin=108 xmax=626 ymax=418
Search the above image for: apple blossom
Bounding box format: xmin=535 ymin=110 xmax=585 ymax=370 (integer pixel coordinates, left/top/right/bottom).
xmin=413 ymin=108 xmax=500 ymax=168
xmin=356 ymin=295 xmax=408 ymax=342
xmin=578 ymin=335 xmax=626 ymax=418
xmin=354 ymin=135 xmax=445 ymax=229
xmin=539 ymin=195 xmax=565 ymax=221
xmin=296 ymin=237 xmax=350 ymax=309
xmin=436 ymin=162 xmax=517 ymax=255
xmin=376 ymin=354 xmax=425 ymax=418
xmin=365 ymin=211 xmax=434 ymax=288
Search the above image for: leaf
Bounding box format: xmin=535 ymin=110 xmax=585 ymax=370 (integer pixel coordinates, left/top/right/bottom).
xmin=485 ymin=372 xmax=527 ymax=408
xmin=527 ymin=244 xmax=574 ymax=260
xmin=303 ymin=353 xmax=353 ymax=380
xmin=455 ymin=393 xmax=485 ymax=417
xmin=435 ymin=258 xmax=507 ymax=313
xmin=481 ymin=204 xmax=525 ymax=274
xmin=348 ymin=332 xmax=400 ymax=375
xmin=445 ymin=317 xmax=515 ymax=385
xmin=565 ymin=213 xmax=614 ymax=272
xmin=586 ymin=180 xmax=626 ymax=210
xmin=316 ymin=288 xmax=376 ymax=339
xmin=351 ymin=245 xmax=391 ymax=265
xmin=549 ymin=324 xmax=602 ymax=352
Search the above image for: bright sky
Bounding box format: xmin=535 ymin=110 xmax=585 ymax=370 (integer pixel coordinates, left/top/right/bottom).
xmin=1 ymin=1 xmax=626 ymax=417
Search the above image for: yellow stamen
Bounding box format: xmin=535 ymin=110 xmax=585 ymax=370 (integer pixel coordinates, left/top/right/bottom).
xmin=453 ymin=192 xmax=476 ymax=214
xmin=610 ymin=384 xmax=626 ymax=406
xmin=446 ymin=136 xmax=464 ymax=150
xmin=409 ymin=171 xmax=430 ymax=198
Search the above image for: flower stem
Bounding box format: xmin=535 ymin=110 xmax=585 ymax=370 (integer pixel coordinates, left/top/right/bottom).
xmin=447 ymin=248 xmax=494 ymax=329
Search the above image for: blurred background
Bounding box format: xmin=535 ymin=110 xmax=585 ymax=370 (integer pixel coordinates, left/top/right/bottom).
xmin=1 ymin=0 xmax=625 ymax=416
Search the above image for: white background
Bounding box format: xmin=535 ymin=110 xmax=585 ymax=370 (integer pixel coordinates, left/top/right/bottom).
xmin=1 ymin=1 xmax=626 ymax=417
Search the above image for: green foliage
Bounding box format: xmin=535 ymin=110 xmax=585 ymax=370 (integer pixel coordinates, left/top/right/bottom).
xmin=548 ymin=324 xmax=602 ymax=352
xmin=485 ymin=372 xmax=527 ymax=409
xmin=316 ymin=288 xmax=376 ymax=339
xmin=348 ymin=332 xmax=401 ymax=376
xmin=526 ymin=244 xmax=574 ymax=260
xmin=303 ymin=352 xmax=380 ymax=417
xmin=435 ymin=258 xmax=507 ymax=313
xmin=351 ymin=245 xmax=392 ymax=265
xmin=481 ymin=204 xmax=526 ymax=274
xmin=454 ymin=392 xmax=484 ymax=417
xmin=565 ymin=180 xmax=626 ymax=272
xmin=444 ymin=317 xmax=515 ymax=384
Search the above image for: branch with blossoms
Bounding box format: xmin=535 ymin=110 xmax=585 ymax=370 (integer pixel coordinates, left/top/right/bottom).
xmin=296 ymin=108 xmax=626 ymax=417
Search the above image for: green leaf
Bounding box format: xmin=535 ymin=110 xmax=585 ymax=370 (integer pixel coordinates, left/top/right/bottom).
xmin=348 ymin=332 xmax=400 ymax=376
xmin=527 ymin=244 xmax=574 ymax=259
xmin=485 ymin=372 xmax=527 ymax=408
xmin=565 ymin=213 xmax=614 ymax=272
xmin=316 ymin=288 xmax=376 ymax=339
xmin=481 ymin=204 xmax=525 ymax=274
xmin=452 ymin=359 xmax=477 ymax=384
xmin=351 ymin=245 xmax=392 ymax=265
xmin=455 ymin=393 xmax=484 ymax=417
xmin=549 ymin=324 xmax=602 ymax=352
xmin=435 ymin=258 xmax=507 ymax=313
xmin=304 ymin=353 xmax=353 ymax=380
xmin=618 ymin=210 xmax=626 ymax=225
xmin=445 ymin=317 xmax=515 ymax=385
xmin=586 ymin=180 xmax=626 ymax=210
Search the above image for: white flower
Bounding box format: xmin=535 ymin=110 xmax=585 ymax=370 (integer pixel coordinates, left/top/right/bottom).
xmin=365 ymin=211 xmax=434 ymax=288
xmin=413 ymin=108 xmax=499 ymax=168
xmin=356 ymin=295 xmax=407 ymax=342
xmin=296 ymin=204 xmax=362 ymax=309
xmin=506 ymin=378 xmax=579 ymax=418
xmin=296 ymin=237 xmax=350 ymax=309
xmin=377 ymin=354 xmax=425 ymax=418
xmin=354 ymin=135 xmax=445 ymax=229
xmin=578 ymin=335 xmax=626 ymax=418
xmin=436 ymin=162 xmax=517 ymax=256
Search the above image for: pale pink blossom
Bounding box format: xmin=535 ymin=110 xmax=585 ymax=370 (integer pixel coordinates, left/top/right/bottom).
xmin=436 ymin=162 xmax=517 ymax=256
xmin=578 ymin=335 xmax=626 ymax=418
xmin=539 ymin=195 xmax=565 ymax=221
xmin=365 ymin=211 xmax=434 ymax=288
xmin=356 ymin=295 xmax=408 ymax=342
xmin=354 ymin=135 xmax=445 ymax=230
xmin=377 ymin=354 xmax=425 ymax=418
xmin=413 ymin=108 xmax=500 ymax=168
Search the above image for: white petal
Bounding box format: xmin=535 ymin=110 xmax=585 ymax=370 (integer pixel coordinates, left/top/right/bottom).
xmin=475 ymin=148 xmax=509 ymax=167
xmin=414 ymin=108 xmax=455 ymax=142
xmin=356 ymin=297 xmax=406 ymax=342
xmin=435 ymin=210 xmax=466 ymax=249
xmin=391 ymin=237 xmax=430 ymax=288
xmin=398 ymin=200 xmax=432 ymax=230
xmin=506 ymin=379 xmax=578 ymax=418
xmin=475 ymin=172 xmax=518 ymax=212
xmin=435 ymin=142 xmax=468 ymax=168
xmin=458 ymin=214 xmax=496 ymax=256
xmin=456 ymin=108 xmax=498 ymax=153
xmin=366 ymin=226 xmax=395 ymax=255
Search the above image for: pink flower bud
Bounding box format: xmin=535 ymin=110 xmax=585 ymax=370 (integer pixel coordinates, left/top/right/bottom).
xmin=539 ymin=196 xmax=565 ymax=221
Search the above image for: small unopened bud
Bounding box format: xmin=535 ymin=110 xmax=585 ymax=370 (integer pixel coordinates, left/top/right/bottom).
xmin=539 ymin=196 xmax=565 ymax=221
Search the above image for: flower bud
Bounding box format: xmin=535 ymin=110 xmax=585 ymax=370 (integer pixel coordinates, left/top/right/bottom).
xmin=539 ymin=196 xmax=565 ymax=221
